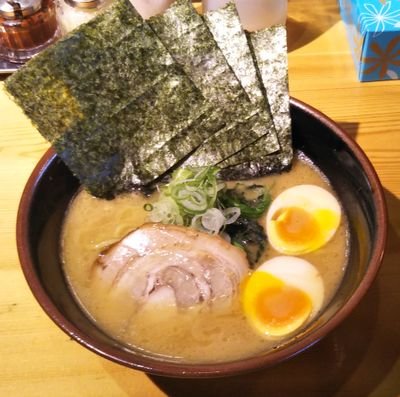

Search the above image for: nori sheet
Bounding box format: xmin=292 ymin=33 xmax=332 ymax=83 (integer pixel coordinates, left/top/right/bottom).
xmin=6 ymin=0 xmax=293 ymax=195
xmin=53 ymin=119 xmax=124 ymax=198
xmin=116 ymin=69 xmax=212 ymax=162
xmin=250 ymin=25 xmax=291 ymax=148
xmin=203 ymin=2 xmax=264 ymax=107
xmin=203 ymin=2 xmax=280 ymax=168
xmin=184 ymin=110 xmax=279 ymax=167
xmin=148 ymin=0 xmax=281 ymax=167
xmin=148 ymin=0 xmax=251 ymax=116
xmin=5 ymin=0 xmax=214 ymax=197
xmin=140 ymin=110 xmax=226 ymax=180
xmin=5 ymin=0 xmax=175 ymax=143
xmin=218 ymin=112 xmax=280 ymax=168
xmin=220 ymin=25 xmax=293 ymax=179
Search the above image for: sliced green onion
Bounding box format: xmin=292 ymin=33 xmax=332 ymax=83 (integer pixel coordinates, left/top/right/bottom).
xmin=148 ymin=196 xmax=184 ymax=225
xmin=223 ymin=207 xmax=241 ymax=224
xmin=144 ymin=203 xmax=153 ymax=212
xmin=163 ymin=166 xmax=220 ymax=220
xmin=201 ymin=208 xmax=226 ymax=234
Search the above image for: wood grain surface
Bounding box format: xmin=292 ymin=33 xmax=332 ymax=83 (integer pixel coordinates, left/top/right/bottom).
xmin=1 ymin=1 xmax=399 ymax=396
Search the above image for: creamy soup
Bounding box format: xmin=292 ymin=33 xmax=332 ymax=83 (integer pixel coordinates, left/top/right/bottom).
xmin=61 ymin=154 xmax=349 ymax=363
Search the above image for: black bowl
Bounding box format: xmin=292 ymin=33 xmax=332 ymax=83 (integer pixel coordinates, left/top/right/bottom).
xmin=16 ymin=98 xmax=387 ymax=378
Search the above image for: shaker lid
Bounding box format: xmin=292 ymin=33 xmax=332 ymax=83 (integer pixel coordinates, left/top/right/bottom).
xmin=0 ymin=0 xmax=42 ymax=18
xmin=64 ymin=0 xmax=101 ymax=9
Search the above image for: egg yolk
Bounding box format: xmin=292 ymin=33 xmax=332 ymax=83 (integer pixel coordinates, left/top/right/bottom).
xmin=242 ymin=271 xmax=312 ymax=337
xmin=269 ymin=206 xmax=340 ymax=254
xmin=272 ymin=207 xmax=318 ymax=244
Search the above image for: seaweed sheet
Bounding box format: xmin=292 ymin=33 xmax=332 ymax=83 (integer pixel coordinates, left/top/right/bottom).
xmin=251 ymin=25 xmax=291 ymax=152
xmin=6 ymin=0 xmax=293 ymax=196
xmin=204 ymin=2 xmax=281 ymax=167
xmin=184 ymin=111 xmax=279 ymax=167
xmin=184 ymin=106 xmax=280 ymax=168
xmin=148 ymin=0 xmax=279 ymax=164
xmin=5 ymin=1 xmax=176 ymax=143
xmin=141 ymin=111 xmax=226 ymax=178
xmin=148 ymin=0 xmax=250 ymax=116
xmin=203 ymin=2 xmax=264 ymax=107
xmin=5 ymin=0 xmax=216 ymax=197
xmin=217 ymin=115 xmax=280 ymax=168
xmin=220 ymin=25 xmax=293 ymax=178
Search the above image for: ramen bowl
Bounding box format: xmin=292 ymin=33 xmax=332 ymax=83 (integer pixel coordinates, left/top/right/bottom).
xmin=16 ymin=98 xmax=387 ymax=378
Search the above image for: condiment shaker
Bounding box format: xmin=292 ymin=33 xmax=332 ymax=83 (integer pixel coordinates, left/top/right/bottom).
xmin=202 ymin=0 xmax=288 ymax=31
xmin=129 ymin=0 xmax=174 ymax=19
xmin=0 ymin=0 xmax=59 ymax=63
xmin=56 ymin=0 xmax=112 ymax=34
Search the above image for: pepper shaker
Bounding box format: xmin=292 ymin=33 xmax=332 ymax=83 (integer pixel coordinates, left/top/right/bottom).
xmin=0 ymin=0 xmax=59 ymax=63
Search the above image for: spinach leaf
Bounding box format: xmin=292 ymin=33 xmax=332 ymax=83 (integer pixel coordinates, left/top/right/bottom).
xmin=225 ymin=217 xmax=266 ymax=267
xmin=218 ymin=183 xmax=270 ymax=219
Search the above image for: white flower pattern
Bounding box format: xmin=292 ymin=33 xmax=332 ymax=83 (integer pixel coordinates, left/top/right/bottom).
xmin=358 ymin=1 xmax=400 ymax=36
xmin=386 ymin=69 xmax=399 ymax=79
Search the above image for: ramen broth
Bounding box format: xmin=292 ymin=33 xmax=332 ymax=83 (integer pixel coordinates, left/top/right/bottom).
xmin=61 ymin=154 xmax=349 ymax=363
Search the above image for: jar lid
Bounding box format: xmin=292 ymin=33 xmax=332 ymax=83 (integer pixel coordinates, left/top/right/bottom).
xmin=64 ymin=0 xmax=100 ymax=9
xmin=0 ymin=0 xmax=42 ymax=19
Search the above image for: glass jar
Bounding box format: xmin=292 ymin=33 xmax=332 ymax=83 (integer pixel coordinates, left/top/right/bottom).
xmin=202 ymin=0 xmax=288 ymax=31
xmin=56 ymin=0 xmax=112 ymax=34
xmin=0 ymin=0 xmax=59 ymax=63
xmin=129 ymin=0 xmax=174 ymax=19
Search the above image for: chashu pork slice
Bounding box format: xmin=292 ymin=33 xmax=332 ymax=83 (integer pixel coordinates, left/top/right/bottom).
xmin=93 ymin=223 xmax=249 ymax=308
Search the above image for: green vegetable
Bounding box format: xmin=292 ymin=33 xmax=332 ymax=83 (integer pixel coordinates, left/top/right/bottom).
xmin=147 ymin=167 xmax=270 ymax=266
xmin=217 ymin=183 xmax=270 ymax=265
xmin=218 ymin=183 xmax=270 ymax=219
xmin=149 ymin=166 xmax=222 ymax=225
xmin=224 ymin=217 xmax=266 ymax=267
xmin=146 ymin=196 xmax=184 ymax=225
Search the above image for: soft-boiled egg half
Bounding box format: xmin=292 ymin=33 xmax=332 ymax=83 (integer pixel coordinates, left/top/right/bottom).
xmin=266 ymin=184 xmax=341 ymax=255
xmin=242 ymin=256 xmax=324 ymax=337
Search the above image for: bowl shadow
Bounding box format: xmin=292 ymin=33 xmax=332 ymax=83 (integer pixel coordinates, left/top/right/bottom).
xmin=337 ymin=122 xmax=359 ymax=142
xmin=287 ymin=0 xmax=341 ymax=52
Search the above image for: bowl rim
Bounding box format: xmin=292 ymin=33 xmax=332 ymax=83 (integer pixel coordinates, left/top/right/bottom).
xmin=16 ymin=97 xmax=387 ymax=378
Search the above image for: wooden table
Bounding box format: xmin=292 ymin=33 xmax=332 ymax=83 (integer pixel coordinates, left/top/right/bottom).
xmin=1 ymin=1 xmax=399 ymax=396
